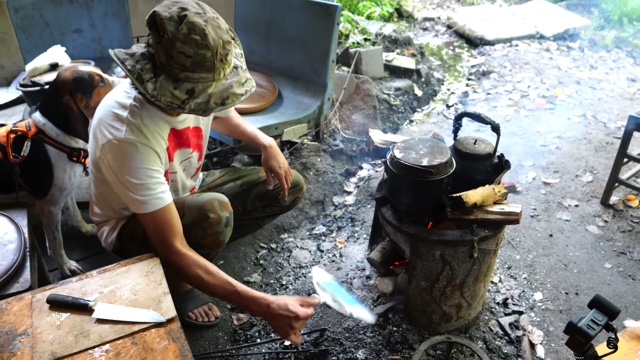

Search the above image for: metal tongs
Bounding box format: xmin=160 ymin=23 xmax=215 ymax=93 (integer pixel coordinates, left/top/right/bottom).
xmin=193 ymin=327 xmax=330 ymax=358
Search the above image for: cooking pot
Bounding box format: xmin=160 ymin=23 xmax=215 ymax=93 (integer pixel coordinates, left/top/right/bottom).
xmin=449 ymin=111 xmax=511 ymax=194
xmin=17 ymin=60 xmax=96 ymax=107
xmin=384 ymin=137 xmax=455 ymax=221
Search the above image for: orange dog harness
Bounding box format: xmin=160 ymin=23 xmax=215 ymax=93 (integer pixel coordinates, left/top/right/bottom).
xmin=0 ymin=119 xmax=89 ymax=196
xmin=0 ymin=119 xmax=89 ymax=169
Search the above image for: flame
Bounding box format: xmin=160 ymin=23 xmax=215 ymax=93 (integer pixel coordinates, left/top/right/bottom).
xmin=427 ymin=221 xmax=433 ymax=229
xmin=389 ymin=260 xmax=409 ymax=269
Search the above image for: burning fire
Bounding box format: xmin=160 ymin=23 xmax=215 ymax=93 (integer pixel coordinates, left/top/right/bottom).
xmin=427 ymin=221 xmax=433 ymax=229
xmin=389 ymin=259 xmax=409 ymax=269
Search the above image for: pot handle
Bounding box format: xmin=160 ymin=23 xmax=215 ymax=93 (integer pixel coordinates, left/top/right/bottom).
xmin=452 ymin=111 xmax=501 ymax=157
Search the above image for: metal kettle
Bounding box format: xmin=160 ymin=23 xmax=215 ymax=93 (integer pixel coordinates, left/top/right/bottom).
xmin=448 ymin=111 xmax=511 ymax=194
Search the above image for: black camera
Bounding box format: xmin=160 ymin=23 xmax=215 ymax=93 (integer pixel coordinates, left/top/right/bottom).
xmin=563 ymin=294 xmax=621 ymax=359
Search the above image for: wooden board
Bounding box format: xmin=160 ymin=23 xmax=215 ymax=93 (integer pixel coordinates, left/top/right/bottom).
xmin=595 ymin=322 xmax=640 ymax=359
xmin=447 ymin=204 xmax=522 ymax=225
xmin=0 ymin=292 xmax=33 ymax=359
xmin=31 ymin=257 xmax=177 ymax=359
xmin=65 ymin=324 xmax=192 ymax=360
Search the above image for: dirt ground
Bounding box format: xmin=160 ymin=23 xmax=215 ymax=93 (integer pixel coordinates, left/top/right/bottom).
xmin=180 ymin=4 xmax=640 ymax=360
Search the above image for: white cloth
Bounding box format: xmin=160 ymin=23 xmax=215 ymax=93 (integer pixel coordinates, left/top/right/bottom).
xmin=88 ymin=79 xmax=231 ymax=250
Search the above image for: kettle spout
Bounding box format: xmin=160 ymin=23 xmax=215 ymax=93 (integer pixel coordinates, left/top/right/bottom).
xmin=492 ymin=153 xmax=511 ymax=184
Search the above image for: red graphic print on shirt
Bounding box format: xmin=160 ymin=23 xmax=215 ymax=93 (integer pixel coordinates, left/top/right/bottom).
xmin=164 ymin=126 xmax=204 ymax=194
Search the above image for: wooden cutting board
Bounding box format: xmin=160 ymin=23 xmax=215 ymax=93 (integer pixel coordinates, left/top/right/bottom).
xmin=31 ymin=257 xmax=177 ymax=359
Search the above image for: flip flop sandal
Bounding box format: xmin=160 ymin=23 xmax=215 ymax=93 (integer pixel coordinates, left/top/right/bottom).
xmin=172 ymin=287 xmax=222 ymax=328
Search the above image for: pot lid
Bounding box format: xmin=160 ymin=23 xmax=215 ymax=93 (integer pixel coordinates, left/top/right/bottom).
xmin=389 ymin=137 xmax=454 ymax=178
xmin=453 ymin=136 xmax=494 ymax=159
xmin=20 ymin=60 xmax=97 ymax=87
xmin=0 ymin=213 xmax=27 ymax=288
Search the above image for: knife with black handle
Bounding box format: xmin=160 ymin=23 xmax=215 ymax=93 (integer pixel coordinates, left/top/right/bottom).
xmin=45 ymin=293 xmax=166 ymax=323
xmin=46 ymin=293 xmax=96 ymax=311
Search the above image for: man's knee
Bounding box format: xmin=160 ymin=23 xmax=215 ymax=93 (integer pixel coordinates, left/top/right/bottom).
xmin=179 ymin=193 xmax=234 ymax=258
xmin=287 ymin=170 xmax=306 ymax=209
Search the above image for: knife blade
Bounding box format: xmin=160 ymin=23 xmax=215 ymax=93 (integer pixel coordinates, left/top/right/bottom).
xmin=311 ymin=266 xmax=377 ymax=324
xmin=46 ymin=293 xmax=166 ymax=323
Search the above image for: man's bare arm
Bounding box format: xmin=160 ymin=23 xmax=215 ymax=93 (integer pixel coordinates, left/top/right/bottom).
xmin=210 ymin=109 xmax=292 ymax=198
xmin=135 ymin=201 xmax=318 ymax=344
xmin=137 ymin=201 xmax=272 ymax=313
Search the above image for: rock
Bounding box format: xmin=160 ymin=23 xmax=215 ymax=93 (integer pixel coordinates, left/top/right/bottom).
xmin=488 ymin=319 xmax=500 ymax=334
xmin=535 ymin=344 xmax=545 ymax=359
xmin=361 ymin=20 xmax=397 ymax=36
xmin=231 ymin=312 xmax=251 ymax=325
xmin=383 ymin=53 xmax=417 ymax=75
xmin=344 ymin=194 xmax=357 ymax=205
xmin=397 ymin=0 xmax=415 ymax=18
xmin=320 ymin=242 xmax=334 ymax=252
xmin=562 ymin=199 xmax=579 ymax=208
xmin=497 ymin=314 xmax=521 ymax=341
xmin=418 ymin=64 xmax=429 ymax=79
xmin=291 ymin=249 xmax=311 ymax=265
xmin=387 ymin=78 xmax=415 ymax=92
xmin=376 ymin=276 xmax=396 ymax=295
xmin=353 ymin=46 xmax=385 ymax=79
xmin=297 ymin=239 xmax=317 ymax=250
xmin=312 ymin=225 xmax=327 ymax=234
xmin=344 ymin=181 xmax=357 ymax=193
xmin=243 ymin=273 xmax=262 ymax=283
xmin=526 ymin=325 xmax=544 ymax=344
xmin=586 ymin=225 xmax=603 ymax=235
xmin=447 ymin=0 xmax=590 ymax=46
xmin=533 ymin=292 xmax=543 ymax=301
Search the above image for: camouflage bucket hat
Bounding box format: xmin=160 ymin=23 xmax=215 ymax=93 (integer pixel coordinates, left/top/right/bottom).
xmin=109 ymin=0 xmax=255 ymax=115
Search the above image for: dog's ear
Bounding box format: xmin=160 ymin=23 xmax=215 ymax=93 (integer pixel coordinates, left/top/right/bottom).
xmin=70 ymin=72 xmax=99 ymax=121
xmin=71 ymin=70 xmax=114 ymax=123
xmin=37 ymin=68 xmax=91 ymax=143
xmin=62 ymin=94 xmax=91 ymax=143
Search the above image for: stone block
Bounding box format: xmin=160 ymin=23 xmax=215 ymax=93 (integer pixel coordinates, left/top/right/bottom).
xmin=383 ymin=53 xmax=417 ymax=76
xmin=353 ymin=46 xmax=385 ymax=79
xmin=448 ymin=0 xmax=591 ymax=45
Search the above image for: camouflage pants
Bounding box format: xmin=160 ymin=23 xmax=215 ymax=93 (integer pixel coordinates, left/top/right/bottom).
xmin=113 ymin=167 xmax=305 ymax=261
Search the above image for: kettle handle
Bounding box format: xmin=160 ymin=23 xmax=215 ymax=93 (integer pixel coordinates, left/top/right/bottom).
xmin=452 ymin=111 xmax=501 ymax=157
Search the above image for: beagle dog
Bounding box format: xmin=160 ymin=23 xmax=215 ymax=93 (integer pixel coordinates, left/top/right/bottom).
xmin=0 ymin=65 xmax=120 ymax=278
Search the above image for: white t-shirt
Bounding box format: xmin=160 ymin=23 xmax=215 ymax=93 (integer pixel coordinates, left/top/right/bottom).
xmin=88 ymin=80 xmax=231 ymax=251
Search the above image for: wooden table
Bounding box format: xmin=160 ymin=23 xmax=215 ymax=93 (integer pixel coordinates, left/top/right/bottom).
xmin=0 ymin=254 xmax=193 ymax=359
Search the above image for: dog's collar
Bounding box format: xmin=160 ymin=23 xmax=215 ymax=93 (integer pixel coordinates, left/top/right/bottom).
xmin=30 ymin=111 xmax=87 ymax=149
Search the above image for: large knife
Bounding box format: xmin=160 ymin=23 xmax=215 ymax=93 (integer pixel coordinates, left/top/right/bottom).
xmin=46 ymin=293 xmax=166 ymax=323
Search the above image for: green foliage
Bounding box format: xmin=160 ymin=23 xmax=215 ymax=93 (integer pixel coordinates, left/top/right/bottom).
xmin=601 ymin=0 xmax=640 ymax=25
xmin=338 ymin=0 xmax=397 ymax=20
xmin=587 ymin=0 xmax=640 ymax=49
xmin=337 ymin=0 xmax=398 ymax=47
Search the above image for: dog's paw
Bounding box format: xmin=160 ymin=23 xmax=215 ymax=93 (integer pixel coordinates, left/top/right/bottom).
xmin=80 ymin=224 xmax=98 ymax=236
xmin=60 ymin=260 xmax=85 ymax=278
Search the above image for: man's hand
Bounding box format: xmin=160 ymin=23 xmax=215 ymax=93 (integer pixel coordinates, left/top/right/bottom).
xmin=260 ymin=138 xmax=292 ymax=199
xmin=209 ymin=109 xmax=293 ymax=199
xmin=259 ymin=295 xmax=321 ymax=345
